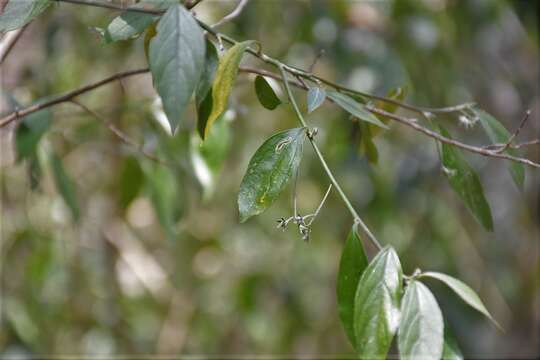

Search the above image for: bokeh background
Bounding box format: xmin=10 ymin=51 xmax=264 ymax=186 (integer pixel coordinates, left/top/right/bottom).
xmin=1 ymin=0 xmax=539 ymax=357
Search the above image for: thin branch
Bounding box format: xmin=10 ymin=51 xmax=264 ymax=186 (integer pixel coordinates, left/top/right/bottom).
xmin=494 ymin=110 xmax=531 ymax=153
xmin=70 ymin=100 xmax=169 ymax=166
xmin=0 ymin=68 xmax=150 ymax=128
xmin=278 ymin=64 xmax=383 ymax=250
xmin=211 ymin=0 xmax=249 ymax=29
xmin=0 ymin=24 xmax=29 ymax=65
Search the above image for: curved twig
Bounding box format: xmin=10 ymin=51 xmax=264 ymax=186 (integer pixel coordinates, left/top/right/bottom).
xmin=211 ymin=0 xmax=250 ymax=29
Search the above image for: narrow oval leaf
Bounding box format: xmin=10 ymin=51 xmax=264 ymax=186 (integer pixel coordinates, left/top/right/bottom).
xmin=0 ymin=0 xmax=50 ymax=32
xmin=238 ymin=128 xmax=305 ymax=222
xmin=337 ymin=224 xmax=368 ymax=349
xmin=104 ymin=12 xmax=155 ymax=43
xmin=398 ymin=281 xmax=444 ymax=360
xmin=49 ymin=152 xmax=80 ymax=222
xmin=420 ymin=271 xmax=500 ymax=329
xmin=204 ymin=40 xmax=256 ymax=139
xmin=354 ymin=246 xmax=403 ymax=358
xmin=307 ymin=86 xmax=326 ymax=113
xmin=437 ymin=125 xmax=493 ymax=231
xmin=148 ymin=4 xmax=206 ymax=134
xmin=15 ymin=108 xmax=52 ymax=162
xmin=475 ymin=108 xmax=525 ymax=189
xmin=255 ymin=76 xmax=281 ymax=110
xmin=196 ymin=40 xmax=219 ymax=105
xmin=326 ymin=90 xmax=388 ymax=129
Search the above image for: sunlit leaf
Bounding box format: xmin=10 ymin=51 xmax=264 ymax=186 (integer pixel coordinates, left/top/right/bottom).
xmin=398 ymin=281 xmax=444 ymax=360
xmin=307 ymin=86 xmax=326 ymax=113
xmin=0 ymin=0 xmax=50 ymax=32
xmin=437 ymin=125 xmax=493 ymax=231
xmin=238 ymin=127 xmax=305 ymax=222
xmin=337 ymin=224 xmax=368 ymax=349
xmin=15 ymin=108 xmax=51 ymax=162
xmin=254 ymin=75 xmax=281 ymax=110
xmin=475 ymin=108 xmax=525 ymax=189
xmin=148 ymin=4 xmax=205 ymax=134
xmin=191 ymin=116 xmax=231 ymax=200
xmin=326 ymin=90 xmax=388 ymax=129
xmin=421 ymin=271 xmax=500 ymax=329
xmin=204 ymin=40 xmax=256 ymax=139
xmin=354 ymin=246 xmax=402 ymax=358
xmin=49 ymin=152 xmax=80 ymax=222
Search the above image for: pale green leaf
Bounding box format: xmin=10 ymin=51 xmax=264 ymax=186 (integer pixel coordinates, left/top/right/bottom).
xmin=326 ymin=90 xmax=389 ymax=129
xmin=255 ymin=75 xmax=281 ymax=110
xmin=476 ymin=108 xmax=525 ymax=189
xmin=398 ymin=281 xmax=444 ymax=360
xmin=0 ymin=0 xmax=50 ymax=32
xmin=307 ymin=86 xmax=326 ymax=113
xmin=421 ymin=271 xmax=500 ymax=329
xmin=204 ymin=40 xmax=256 ymax=138
xmin=104 ymin=12 xmax=155 ymax=43
xmin=354 ymin=246 xmax=402 ymax=358
xmin=337 ymin=224 xmax=368 ymax=349
xmin=238 ymin=128 xmax=305 ymax=222
xmin=148 ymin=4 xmax=205 ymax=133
xmin=49 ymin=152 xmax=80 ymax=222
xmin=438 ymin=125 xmax=493 ymax=231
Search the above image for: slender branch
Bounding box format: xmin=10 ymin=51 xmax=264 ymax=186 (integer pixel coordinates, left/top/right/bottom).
xmin=494 ymin=110 xmax=531 ymax=153
xmin=278 ymin=64 xmax=383 ymax=251
xmin=0 ymin=24 xmax=29 ymax=65
xmin=367 ymin=107 xmax=540 ymax=169
xmin=211 ymin=0 xmax=249 ymax=29
xmin=71 ymin=100 xmax=169 ymax=166
xmin=0 ymin=68 xmax=150 ymax=128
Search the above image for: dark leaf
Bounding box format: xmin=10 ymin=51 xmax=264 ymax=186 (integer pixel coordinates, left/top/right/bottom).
xmin=254 ymin=75 xmax=281 ymax=110
xmin=238 ymin=128 xmax=305 ymax=222
xmin=15 ymin=108 xmax=51 ymax=162
xmin=118 ymin=156 xmax=144 ymax=210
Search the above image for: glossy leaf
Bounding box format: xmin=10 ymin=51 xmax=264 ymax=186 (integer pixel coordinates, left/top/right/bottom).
xmin=148 ymin=4 xmax=205 ymax=134
xmin=354 ymin=246 xmax=402 ymax=358
xmin=0 ymin=0 xmax=50 ymax=32
xmin=255 ymin=76 xmax=281 ymax=110
xmin=476 ymin=108 xmax=525 ymax=189
xmin=398 ymin=281 xmax=444 ymax=360
xmin=307 ymin=86 xmax=326 ymax=113
xmin=15 ymin=108 xmax=52 ymax=162
xmin=49 ymin=152 xmax=80 ymax=222
xmin=421 ymin=272 xmax=500 ymax=328
xmin=191 ymin=116 xmax=231 ymax=200
xmin=204 ymin=40 xmax=256 ymax=139
xmin=337 ymin=224 xmax=368 ymax=348
xmin=238 ymin=128 xmax=305 ymax=222
xmin=438 ymin=125 xmax=493 ymax=231
xmin=326 ymin=90 xmax=388 ymax=129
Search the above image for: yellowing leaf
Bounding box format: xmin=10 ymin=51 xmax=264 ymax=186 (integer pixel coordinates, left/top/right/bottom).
xmin=204 ymin=40 xmax=256 ymax=139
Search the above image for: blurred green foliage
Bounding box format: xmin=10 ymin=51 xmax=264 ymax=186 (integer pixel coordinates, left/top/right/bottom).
xmin=1 ymin=0 xmax=538 ymax=357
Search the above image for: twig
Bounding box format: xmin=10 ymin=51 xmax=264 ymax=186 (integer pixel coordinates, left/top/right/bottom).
xmin=211 ymin=0 xmax=249 ymax=29
xmin=0 ymin=24 xmax=29 ymax=65
xmin=494 ymin=110 xmax=531 ymax=153
xmin=70 ymin=100 xmax=169 ymax=166
xmin=278 ymin=64 xmax=383 ymax=250
xmin=305 ymin=184 xmax=332 ymax=226
xmin=308 ymin=49 xmax=325 ymax=73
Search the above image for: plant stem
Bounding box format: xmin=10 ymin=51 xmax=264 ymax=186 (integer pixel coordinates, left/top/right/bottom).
xmin=278 ymin=65 xmax=383 ymax=251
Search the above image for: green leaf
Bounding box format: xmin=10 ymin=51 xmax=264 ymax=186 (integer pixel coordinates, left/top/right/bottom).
xmin=255 ymin=75 xmax=281 ymax=110
xmin=442 ymin=330 xmax=464 ymax=360
xmin=0 ymin=0 xmax=50 ymax=32
xmin=148 ymin=4 xmax=206 ymax=134
xmin=337 ymin=224 xmax=368 ymax=349
xmin=420 ymin=271 xmax=500 ymax=329
xmin=398 ymin=281 xmax=444 ymax=360
xmin=117 ymin=156 xmax=144 ymax=210
xmin=104 ymin=12 xmax=155 ymax=43
xmin=437 ymin=125 xmax=493 ymax=231
xmin=354 ymin=246 xmax=402 ymax=358
xmin=371 ymin=86 xmax=407 ymax=137
xmin=204 ymin=40 xmax=256 ymax=139
xmin=476 ymin=108 xmax=525 ymax=189
xmin=359 ymin=122 xmax=378 ymax=164
xmin=191 ymin=116 xmax=232 ymax=200
xmin=307 ymin=86 xmax=326 ymax=113
xmin=49 ymin=152 xmax=80 ymax=222
xmin=326 ymin=90 xmax=389 ymax=129
xmin=196 ymin=40 xmax=219 ymax=138
xmin=15 ymin=108 xmax=51 ymax=162
xmin=238 ymin=128 xmax=305 ymax=222
xmin=143 ymin=22 xmax=157 ymax=60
